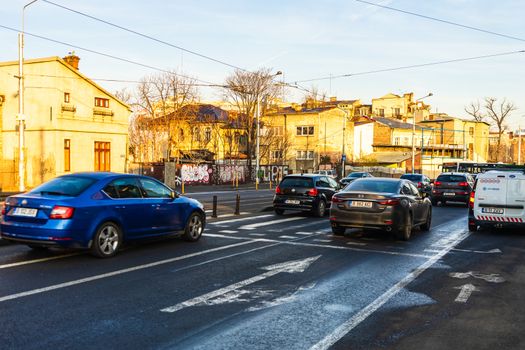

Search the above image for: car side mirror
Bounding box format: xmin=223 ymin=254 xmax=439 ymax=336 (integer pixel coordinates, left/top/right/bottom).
xmin=171 ymin=190 xmax=179 ymax=199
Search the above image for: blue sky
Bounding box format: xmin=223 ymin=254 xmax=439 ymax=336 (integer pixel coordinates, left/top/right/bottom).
xmin=1 ymin=0 xmax=524 ymax=128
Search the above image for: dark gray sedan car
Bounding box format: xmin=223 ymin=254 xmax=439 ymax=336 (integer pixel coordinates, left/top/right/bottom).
xmin=329 ymin=178 xmax=432 ymax=240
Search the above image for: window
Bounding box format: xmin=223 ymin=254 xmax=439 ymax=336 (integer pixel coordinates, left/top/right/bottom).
xmin=64 ymin=92 xmax=70 ymax=103
xmin=394 ymin=108 xmax=401 ymax=117
xmin=296 ymin=126 xmax=314 ymax=136
xmin=469 ymin=127 xmax=474 ymax=136
xmin=193 ymin=127 xmax=201 ymax=142
xmin=272 ymin=126 xmax=284 ymax=136
xmin=204 ymin=127 xmax=212 ymax=142
xmin=378 ymin=109 xmax=385 ymax=117
xmin=394 ymin=137 xmax=400 ymax=145
xmin=139 ymin=178 xmax=172 ymax=198
xmin=29 ymin=176 xmax=96 ymax=197
xmin=296 ymin=150 xmax=314 ymax=160
xmin=94 ymin=141 xmax=111 ymax=171
xmin=271 ymin=150 xmax=283 ymax=160
xmin=64 ymin=139 xmax=71 ymax=172
xmin=94 ymin=97 xmax=109 ymax=108
xmin=104 ymin=178 xmax=142 ymax=199
xmin=316 ymin=177 xmax=330 ymax=188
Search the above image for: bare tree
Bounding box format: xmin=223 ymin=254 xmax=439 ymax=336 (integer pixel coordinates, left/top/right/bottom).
xmin=303 ymin=85 xmax=327 ymax=107
xmin=464 ymin=100 xmax=485 ymax=122
xmin=223 ymin=68 xmax=282 ymax=176
xmin=484 ymin=97 xmax=517 ymax=162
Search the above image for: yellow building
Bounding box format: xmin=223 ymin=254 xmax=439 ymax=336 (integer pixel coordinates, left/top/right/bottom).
xmin=0 ymin=55 xmax=130 ymax=191
xmin=263 ymin=99 xmax=355 ymax=174
xmin=371 ymin=92 xmax=430 ymax=122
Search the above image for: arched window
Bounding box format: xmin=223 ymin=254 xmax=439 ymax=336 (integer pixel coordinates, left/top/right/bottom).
xmin=193 ymin=127 xmax=200 ymax=142
xmin=204 ymin=127 xmax=212 ymax=142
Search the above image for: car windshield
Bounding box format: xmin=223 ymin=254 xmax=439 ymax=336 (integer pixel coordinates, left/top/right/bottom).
xmin=280 ymin=177 xmax=314 ymax=188
xmin=29 ymin=176 xmax=97 ymax=197
xmin=400 ymin=174 xmax=422 ymax=182
xmin=344 ymin=180 xmax=399 ymax=193
xmin=437 ymin=175 xmax=466 ymax=182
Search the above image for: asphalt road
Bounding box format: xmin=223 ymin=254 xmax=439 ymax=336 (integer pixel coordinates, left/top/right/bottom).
xmin=1 ymin=201 xmax=523 ymax=350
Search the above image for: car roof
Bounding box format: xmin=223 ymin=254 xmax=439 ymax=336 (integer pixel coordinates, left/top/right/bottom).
xmin=284 ymin=174 xmax=320 ymax=178
xmin=60 ymin=172 xmax=140 ymax=181
xmin=438 ymin=172 xmax=470 ymax=176
xmin=354 ymin=177 xmax=402 ymax=183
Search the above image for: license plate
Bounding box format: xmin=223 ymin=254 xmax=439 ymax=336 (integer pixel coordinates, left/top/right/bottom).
xmin=350 ymin=201 xmax=373 ymax=208
xmin=12 ymin=207 xmax=38 ymax=217
xmin=481 ymin=207 xmax=504 ymax=214
xmin=443 ymin=192 xmax=455 ymax=196
xmin=285 ymin=200 xmax=300 ymax=205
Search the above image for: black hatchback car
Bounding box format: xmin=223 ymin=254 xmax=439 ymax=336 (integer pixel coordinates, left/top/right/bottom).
xmin=431 ymin=172 xmax=475 ymax=206
xmin=273 ymin=174 xmax=340 ymax=217
xmin=330 ymin=178 xmax=432 ymax=240
xmin=400 ymin=173 xmax=432 ymax=197
xmin=340 ymin=172 xmax=373 ymax=186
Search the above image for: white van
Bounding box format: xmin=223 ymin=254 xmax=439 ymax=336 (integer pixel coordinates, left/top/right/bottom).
xmin=468 ymin=170 xmax=525 ymax=231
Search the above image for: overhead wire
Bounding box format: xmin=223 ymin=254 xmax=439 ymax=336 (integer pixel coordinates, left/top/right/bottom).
xmin=355 ymin=0 xmax=525 ymax=43
xmin=41 ymin=0 xmax=249 ymax=72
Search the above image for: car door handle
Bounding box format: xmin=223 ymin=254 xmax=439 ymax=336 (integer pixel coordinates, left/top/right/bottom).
xmin=115 ymin=205 xmax=126 ymax=209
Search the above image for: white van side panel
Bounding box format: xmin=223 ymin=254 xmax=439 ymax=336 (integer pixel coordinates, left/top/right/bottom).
xmin=506 ymin=178 xmax=525 ymax=218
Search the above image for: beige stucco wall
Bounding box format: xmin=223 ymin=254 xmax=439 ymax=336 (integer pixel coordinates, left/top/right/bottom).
xmin=0 ymin=57 xmax=130 ymax=190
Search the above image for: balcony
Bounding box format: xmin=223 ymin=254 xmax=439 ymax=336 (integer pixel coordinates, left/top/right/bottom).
xmin=61 ymin=103 xmax=76 ymax=113
xmin=93 ymin=107 xmax=114 ymax=117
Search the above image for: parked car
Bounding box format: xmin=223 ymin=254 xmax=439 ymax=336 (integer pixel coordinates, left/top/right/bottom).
xmin=399 ymin=173 xmax=432 ymax=197
xmin=340 ymin=172 xmax=373 ymax=186
xmin=273 ymin=174 xmax=340 ymax=217
xmin=313 ymin=169 xmax=337 ymax=178
xmin=0 ymin=172 xmax=205 ymax=258
xmin=468 ymin=170 xmax=525 ymax=232
xmin=329 ymin=178 xmax=432 ymax=240
xmin=431 ymin=172 xmax=475 ymax=206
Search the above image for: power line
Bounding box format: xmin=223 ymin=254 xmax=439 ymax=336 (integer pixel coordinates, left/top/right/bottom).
xmin=0 ymin=23 xmax=221 ymax=86
xmin=355 ymin=0 xmax=525 ymax=43
xmin=293 ymin=49 xmax=525 ymax=84
xmin=41 ymin=0 xmax=249 ymax=72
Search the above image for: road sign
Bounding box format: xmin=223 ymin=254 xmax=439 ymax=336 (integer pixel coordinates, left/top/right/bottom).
xmin=342 ymin=154 xmax=346 ymax=162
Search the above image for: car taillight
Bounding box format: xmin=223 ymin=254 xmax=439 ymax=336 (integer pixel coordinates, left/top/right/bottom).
xmin=469 ymin=191 xmax=475 ymax=208
xmin=307 ymin=188 xmax=318 ymax=196
xmin=378 ymin=199 xmax=400 ymax=206
xmin=434 ymin=181 xmax=441 ymax=187
xmin=417 ymin=182 xmax=422 ymax=188
xmin=275 ymin=186 xmax=281 ymax=195
xmin=49 ymin=206 xmax=74 ymax=219
xmin=458 ymin=181 xmax=469 ymax=187
xmin=332 ymin=196 xmax=344 ymax=203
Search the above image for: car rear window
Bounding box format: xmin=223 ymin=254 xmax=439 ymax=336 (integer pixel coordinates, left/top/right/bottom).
xmin=344 ymin=180 xmax=399 ymax=193
xmin=436 ymin=175 xmax=466 ymax=182
xmin=400 ymin=174 xmax=422 ymax=182
xmin=280 ymin=177 xmax=314 ymax=188
xmin=30 ymin=176 xmax=97 ymax=197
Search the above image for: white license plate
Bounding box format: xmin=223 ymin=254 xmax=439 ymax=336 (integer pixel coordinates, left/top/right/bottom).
xmin=481 ymin=207 xmax=504 ymax=214
xmin=443 ymin=192 xmax=455 ymax=196
xmin=350 ymin=201 xmax=373 ymax=208
xmin=12 ymin=207 xmax=38 ymax=217
xmin=285 ymin=200 xmax=300 ymax=205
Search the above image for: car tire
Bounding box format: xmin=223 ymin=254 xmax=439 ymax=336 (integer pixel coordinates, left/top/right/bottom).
xmin=183 ymin=212 xmax=204 ymax=242
xmin=397 ymin=213 xmax=412 ymax=241
xmin=312 ymin=200 xmax=326 ymax=217
xmin=421 ymin=208 xmax=432 ymax=231
xmin=442 ymin=201 xmax=447 ymax=206
xmin=431 ymin=198 xmax=438 ymax=206
xmin=468 ymin=222 xmax=478 ymax=232
xmin=331 ymin=224 xmax=345 ymax=236
xmin=91 ymin=222 xmax=122 ymax=258
xmin=274 ymin=208 xmax=285 ymax=215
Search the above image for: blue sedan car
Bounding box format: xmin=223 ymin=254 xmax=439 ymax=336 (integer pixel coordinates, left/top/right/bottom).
xmin=0 ymin=172 xmax=205 ymax=258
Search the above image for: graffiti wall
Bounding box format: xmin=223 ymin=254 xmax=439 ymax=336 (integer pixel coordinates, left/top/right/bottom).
xmin=181 ymin=164 xmax=213 ymax=184
xmin=216 ymin=165 xmax=248 ymax=184
xmin=260 ymin=165 xmax=289 ymax=182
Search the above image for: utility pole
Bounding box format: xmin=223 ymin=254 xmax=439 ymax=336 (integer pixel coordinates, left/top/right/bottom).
xmin=412 ymin=93 xmax=433 ymax=174
xmin=337 ymin=104 xmax=349 ymax=179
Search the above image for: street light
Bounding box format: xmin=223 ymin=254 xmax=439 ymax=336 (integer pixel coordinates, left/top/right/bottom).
xmin=336 ymin=104 xmax=350 ymax=179
xmin=17 ymin=0 xmax=40 ymax=192
xmin=255 ymin=71 xmax=282 ymax=189
xmin=411 ymin=93 xmax=433 ymax=174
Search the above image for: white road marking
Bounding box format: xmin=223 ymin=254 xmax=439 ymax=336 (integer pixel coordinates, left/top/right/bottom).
xmin=239 ymin=217 xmax=304 ymax=230
xmin=209 ymin=214 xmax=274 ymax=226
xmin=215 ymin=212 xmax=249 ymax=219
xmin=219 ymin=230 xmax=239 ymax=234
xmin=310 ymin=224 xmax=470 ymax=350
xmin=295 ymin=232 xmax=314 ymax=235
xmin=279 ymin=235 xmax=298 ymax=239
xmin=0 ymin=240 xmax=257 ymax=303
xmin=313 ymin=239 xmax=332 ymax=243
xmin=449 ymin=271 xmax=505 ymax=283
xmin=267 ymin=221 xmax=323 ymax=233
xmin=249 ymin=233 xmax=267 ymax=237
xmin=454 ymin=283 xmax=480 ymax=303
xmin=346 ymin=241 xmax=367 ymax=246
xmin=0 ymin=253 xmax=83 ymax=269
xmin=425 ymin=248 xmax=502 ymax=254
xmin=161 ymin=255 xmax=321 ymax=313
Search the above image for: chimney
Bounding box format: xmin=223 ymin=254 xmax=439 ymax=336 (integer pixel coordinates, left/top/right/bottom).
xmin=63 ymin=52 xmax=80 ymax=70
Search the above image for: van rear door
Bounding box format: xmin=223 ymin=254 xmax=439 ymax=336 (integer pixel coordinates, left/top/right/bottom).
xmin=505 ymin=174 xmax=525 ymax=221
xmin=475 ymin=173 xmax=507 ymax=218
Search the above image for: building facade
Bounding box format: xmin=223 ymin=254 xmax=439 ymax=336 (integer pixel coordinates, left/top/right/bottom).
xmin=0 ymin=55 xmax=130 ymax=191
